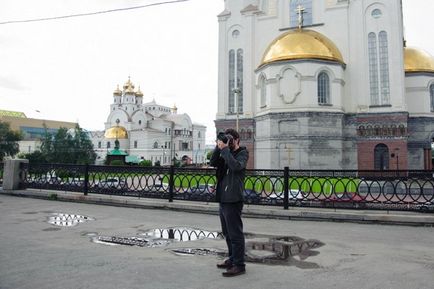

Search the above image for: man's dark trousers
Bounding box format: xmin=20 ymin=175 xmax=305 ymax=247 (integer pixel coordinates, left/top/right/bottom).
xmin=219 ymin=202 xmax=245 ymax=268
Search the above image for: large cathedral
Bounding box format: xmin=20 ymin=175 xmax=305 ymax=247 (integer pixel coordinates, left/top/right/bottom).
xmin=91 ymin=77 xmax=206 ymax=165
xmin=215 ymin=0 xmax=434 ymax=170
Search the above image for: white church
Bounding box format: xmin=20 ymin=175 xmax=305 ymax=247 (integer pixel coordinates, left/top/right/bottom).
xmin=90 ymin=77 xmax=207 ymax=165
xmin=215 ymin=0 xmax=434 ymax=170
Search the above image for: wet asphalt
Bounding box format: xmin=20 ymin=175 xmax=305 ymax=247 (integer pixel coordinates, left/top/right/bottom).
xmin=0 ymin=194 xmax=434 ymax=289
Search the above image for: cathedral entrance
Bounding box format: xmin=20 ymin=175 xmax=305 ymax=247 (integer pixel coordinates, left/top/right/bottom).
xmin=374 ymin=144 xmax=389 ymax=170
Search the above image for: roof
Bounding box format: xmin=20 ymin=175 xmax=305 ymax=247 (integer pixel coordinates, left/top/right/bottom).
xmin=0 ymin=110 xmax=26 ymax=118
xmin=259 ymin=29 xmax=345 ymax=68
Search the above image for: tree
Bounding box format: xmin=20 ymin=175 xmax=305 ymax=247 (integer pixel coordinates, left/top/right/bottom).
xmin=0 ymin=121 xmax=22 ymax=160
xmin=39 ymin=125 xmax=96 ymax=164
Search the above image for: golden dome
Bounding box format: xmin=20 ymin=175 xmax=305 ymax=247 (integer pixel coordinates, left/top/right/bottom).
xmin=123 ymin=76 xmax=135 ymax=90
xmin=404 ymin=47 xmax=434 ymax=73
xmin=113 ymin=84 xmax=122 ymax=96
xmin=104 ymin=126 xmax=128 ymax=139
xmin=260 ymin=29 xmax=345 ymax=68
xmin=135 ymin=86 xmax=143 ymax=97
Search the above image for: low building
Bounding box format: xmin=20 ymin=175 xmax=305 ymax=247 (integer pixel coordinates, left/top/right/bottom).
xmin=89 ymin=78 xmax=207 ymax=165
xmin=0 ymin=109 xmax=77 ymax=155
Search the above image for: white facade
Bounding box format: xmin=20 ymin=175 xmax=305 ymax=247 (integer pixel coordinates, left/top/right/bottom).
xmin=216 ymin=0 xmax=434 ymax=170
xmin=91 ymin=78 xmax=206 ymax=165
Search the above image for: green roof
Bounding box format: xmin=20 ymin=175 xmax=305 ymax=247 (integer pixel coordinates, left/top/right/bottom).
xmin=0 ymin=110 xmax=27 ymax=118
xmin=108 ymin=148 xmax=128 ymax=156
xmin=125 ymin=155 xmax=140 ymax=163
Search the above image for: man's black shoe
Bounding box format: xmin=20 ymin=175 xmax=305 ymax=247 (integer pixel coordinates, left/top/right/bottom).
xmin=222 ymin=266 xmax=246 ymax=277
xmin=216 ymin=259 xmax=233 ymax=269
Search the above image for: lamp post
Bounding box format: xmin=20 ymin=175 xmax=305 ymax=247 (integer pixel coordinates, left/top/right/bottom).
xmin=233 ymin=87 xmax=241 ymax=131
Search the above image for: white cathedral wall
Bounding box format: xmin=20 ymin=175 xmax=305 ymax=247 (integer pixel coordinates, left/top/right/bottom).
xmin=255 ymin=62 xmax=344 ymax=115
xmin=405 ymin=75 xmax=434 ymax=115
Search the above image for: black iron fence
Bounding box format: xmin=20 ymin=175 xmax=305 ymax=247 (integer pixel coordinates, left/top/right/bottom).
xmin=19 ymin=163 xmax=434 ymax=212
xmin=0 ymin=162 xmax=3 ymax=186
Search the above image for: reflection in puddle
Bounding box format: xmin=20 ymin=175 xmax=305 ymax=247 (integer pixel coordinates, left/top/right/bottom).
xmin=170 ymin=248 xmax=226 ymax=257
xmin=92 ymin=227 xmax=222 ymax=248
xmin=140 ymin=227 xmax=224 ymax=242
xmin=170 ymin=233 xmax=324 ymax=269
xmin=47 ymin=213 xmax=93 ymax=227
xmin=90 ymin=227 xmax=324 ymax=268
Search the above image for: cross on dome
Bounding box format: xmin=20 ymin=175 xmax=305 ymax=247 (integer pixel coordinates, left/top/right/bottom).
xmin=296 ymin=4 xmax=306 ymax=30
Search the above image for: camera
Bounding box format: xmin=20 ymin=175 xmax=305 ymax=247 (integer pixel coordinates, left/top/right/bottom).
xmin=217 ymin=132 xmax=234 ymax=147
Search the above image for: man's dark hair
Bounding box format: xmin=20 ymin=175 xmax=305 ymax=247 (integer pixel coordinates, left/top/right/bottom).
xmin=225 ymin=128 xmax=240 ymax=140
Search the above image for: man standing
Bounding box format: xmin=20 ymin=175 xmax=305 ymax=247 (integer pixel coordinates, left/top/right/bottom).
xmin=210 ymin=128 xmax=249 ymax=277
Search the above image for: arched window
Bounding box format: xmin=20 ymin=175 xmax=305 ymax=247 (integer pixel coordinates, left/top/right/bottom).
xmin=378 ymin=31 xmax=390 ymax=104
xmin=317 ymin=72 xmax=330 ymax=104
xmin=153 ymin=142 xmax=158 ymax=149
xmin=260 ymin=75 xmax=267 ymax=107
xmin=368 ymin=32 xmax=379 ymax=105
xmin=374 ymin=144 xmax=389 ymax=170
xmin=228 ymin=50 xmax=235 ymax=113
xmin=236 ymin=49 xmax=244 ymax=113
xmin=430 ymin=84 xmax=434 ymax=112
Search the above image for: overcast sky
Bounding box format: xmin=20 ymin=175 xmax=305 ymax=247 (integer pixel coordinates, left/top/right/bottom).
xmin=0 ymin=0 xmax=433 ymax=144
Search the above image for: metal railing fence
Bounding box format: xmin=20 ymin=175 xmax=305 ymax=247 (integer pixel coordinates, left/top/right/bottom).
xmin=19 ymin=163 xmax=434 ymax=212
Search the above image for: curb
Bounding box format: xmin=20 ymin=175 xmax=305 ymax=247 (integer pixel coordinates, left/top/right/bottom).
xmin=2 ymin=189 xmax=434 ymax=226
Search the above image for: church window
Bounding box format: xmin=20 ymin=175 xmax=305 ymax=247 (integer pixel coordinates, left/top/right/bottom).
xmin=260 ymin=75 xmax=267 ymax=107
xmin=153 ymin=142 xmax=158 ymax=149
xmin=228 ymin=49 xmax=243 ymax=114
xmin=378 ymin=31 xmax=390 ymax=104
xmin=107 ymin=142 xmax=111 ymax=149
xmin=368 ymin=32 xmax=380 ymax=105
xmin=98 ymin=141 xmax=101 ymax=149
xmin=371 ymin=9 xmax=382 ymax=19
xmin=368 ymin=31 xmax=390 ymax=106
xmin=232 ymin=30 xmax=240 ymax=38
xmin=317 ymin=72 xmax=330 ymax=105
xmin=236 ymin=49 xmax=243 ymax=113
xmin=430 ymin=84 xmax=434 ymax=112
xmin=374 ymin=144 xmax=389 ymax=170
xmin=139 ymin=120 xmax=142 ymax=125
xmin=134 ymin=141 xmax=138 ymax=148
xmin=290 ymin=0 xmax=312 ymax=28
xmin=228 ymin=49 xmax=235 ymax=113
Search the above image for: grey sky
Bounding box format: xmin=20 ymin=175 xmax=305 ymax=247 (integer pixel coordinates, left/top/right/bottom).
xmin=0 ymin=0 xmax=432 ymax=144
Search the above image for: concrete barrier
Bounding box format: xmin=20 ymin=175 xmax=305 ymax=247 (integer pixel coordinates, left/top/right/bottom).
xmin=2 ymin=159 xmax=28 ymax=190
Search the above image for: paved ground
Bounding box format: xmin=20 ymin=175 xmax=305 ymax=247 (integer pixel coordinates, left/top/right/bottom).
xmin=1 ymin=194 xmax=434 ymax=289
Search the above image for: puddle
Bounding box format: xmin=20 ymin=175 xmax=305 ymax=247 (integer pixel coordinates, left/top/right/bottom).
xmin=170 ymin=248 xmax=226 ymax=257
xmin=140 ymin=227 xmax=224 ymax=242
xmin=92 ymin=227 xmax=223 ymax=248
xmin=170 ymin=233 xmax=324 ymax=269
xmin=90 ymin=227 xmax=324 ymax=269
xmin=42 ymin=227 xmax=61 ymax=231
xmin=47 ymin=213 xmax=94 ymax=227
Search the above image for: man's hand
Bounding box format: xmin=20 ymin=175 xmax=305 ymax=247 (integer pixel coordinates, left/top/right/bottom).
xmin=217 ymin=139 xmax=228 ymax=150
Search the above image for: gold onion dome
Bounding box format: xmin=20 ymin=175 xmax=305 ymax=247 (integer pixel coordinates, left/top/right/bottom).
xmin=135 ymin=86 xmax=143 ymax=97
xmin=123 ymin=76 xmax=135 ymax=90
xmin=113 ymin=85 xmax=122 ymax=96
xmin=104 ymin=126 xmax=128 ymax=139
xmin=260 ymin=29 xmax=345 ymax=67
xmin=404 ymin=47 xmax=434 ymax=73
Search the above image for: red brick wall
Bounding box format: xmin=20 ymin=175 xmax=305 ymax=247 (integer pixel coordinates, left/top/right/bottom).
xmin=357 ymin=140 xmax=408 ymax=170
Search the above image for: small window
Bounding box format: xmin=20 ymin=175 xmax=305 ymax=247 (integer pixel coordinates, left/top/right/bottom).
xmin=98 ymin=141 xmax=101 ymax=149
xmin=134 ymin=141 xmax=138 ymax=148
xmin=371 ymin=9 xmax=382 ymax=18
xmin=317 ymin=72 xmax=330 ymax=104
xmin=138 ymin=120 xmax=142 ymax=125
xmin=430 ymin=84 xmax=434 ymax=112
xmin=232 ymin=30 xmax=240 ymax=38
xmin=107 ymin=142 xmax=111 ymax=149
xmin=153 ymin=142 xmax=158 ymax=149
